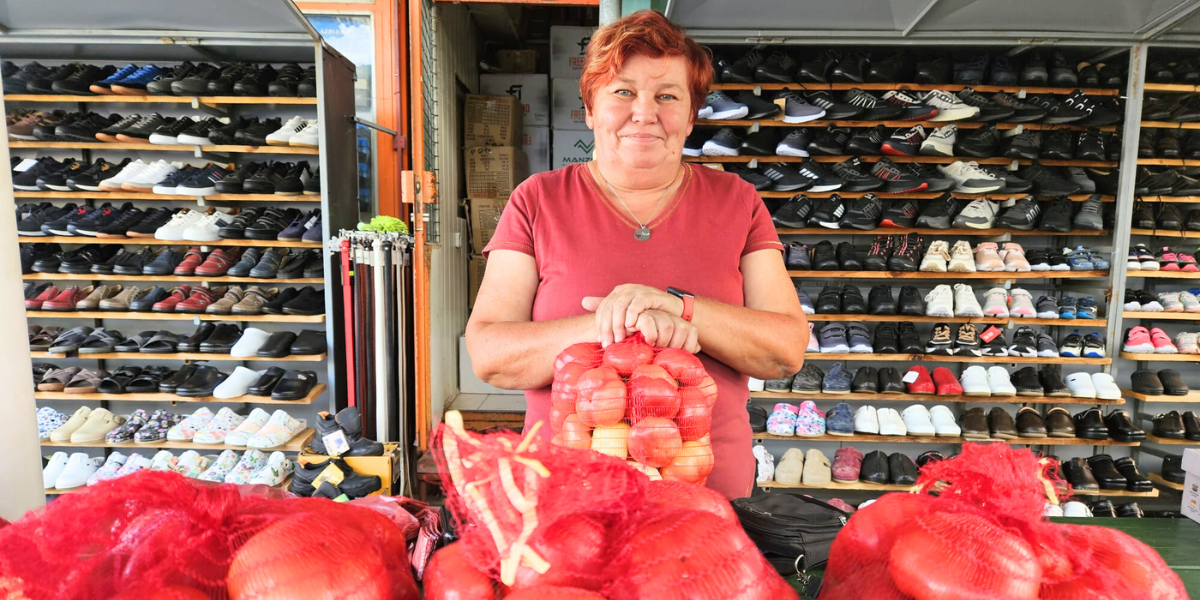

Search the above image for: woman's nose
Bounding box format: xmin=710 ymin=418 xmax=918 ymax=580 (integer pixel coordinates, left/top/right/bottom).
xmin=631 ymin=94 xmax=659 ymax=124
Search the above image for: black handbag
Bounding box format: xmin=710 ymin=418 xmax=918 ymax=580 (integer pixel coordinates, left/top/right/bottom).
xmin=732 ymin=492 xmax=848 ymax=578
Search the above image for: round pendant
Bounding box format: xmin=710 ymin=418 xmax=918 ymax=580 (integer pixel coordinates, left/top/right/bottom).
xmin=634 ymin=227 xmax=652 ymax=241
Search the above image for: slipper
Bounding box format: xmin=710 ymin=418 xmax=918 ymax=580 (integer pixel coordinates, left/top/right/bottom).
xmin=114 ymin=331 xmax=158 ymax=353
xmin=28 ymin=324 xmax=41 ymax=342
xmin=38 ymin=366 xmax=82 ymax=392
xmin=78 ymin=329 xmax=127 ymax=355
xmin=47 ymin=326 xmax=95 ymax=355
xmin=98 ymin=366 xmax=145 ymax=394
xmin=230 ymin=327 xmax=271 ymax=358
xmin=125 ymin=366 xmax=174 ymax=394
xmin=29 ymin=326 xmax=64 ymax=350
xmin=140 ymin=331 xmax=184 ymax=354
xmin=64 ymin=368 xmax=109 ymax=394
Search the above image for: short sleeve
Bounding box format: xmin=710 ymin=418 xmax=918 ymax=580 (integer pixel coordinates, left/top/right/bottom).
xmin=482 ymin=178 xmax=538 ymax=259
xmin=741 ymin=188 xmax=784 ymax=257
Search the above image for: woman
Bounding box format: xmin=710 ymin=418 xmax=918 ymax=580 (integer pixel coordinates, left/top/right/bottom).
xmin=466 ymin=10 xmax=808 ymax=498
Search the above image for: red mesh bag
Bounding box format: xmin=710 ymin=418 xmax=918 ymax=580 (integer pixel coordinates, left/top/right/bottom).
xmin=818 ymin=443 xmax=1189 ymax=600
xmin=0 ymin=470 xmax=420 ymax=600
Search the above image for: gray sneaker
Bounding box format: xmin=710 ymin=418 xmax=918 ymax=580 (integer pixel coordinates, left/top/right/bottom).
xmin=704 ymin=90 xmax=749 ymax=120
xmin=822 ymin=362 xmax=853 ymax=393
xmin=797 ymin=289 xmax=815 ymax=314
xmin=952 ymin=198 xmax=999 ymax=229
xmin=1066 ymin=167 xmax=1097 ymax=193
xmin=780 ymin=91 xmax=827 ymax=124
xmin=1036 ymin=333 xmax=1060 ymax=357
xmin=1035 ymin=296 xmax=1059 ymax=319
xmin=791 ymin=363 xmax=824 ymax=393
xmin=764 ymin=373 xmax=794 ymax=392
xmin=847 ymin=324 xmax=873 ymax=353
xmin=819 ymin=323 xmax=850 ymax=353
xmin=1072 ymin=194 xmax=1105 ymax=231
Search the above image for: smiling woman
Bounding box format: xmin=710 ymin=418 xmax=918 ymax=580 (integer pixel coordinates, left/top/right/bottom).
xmin=464 ymin=10 xmax=809 ymax=499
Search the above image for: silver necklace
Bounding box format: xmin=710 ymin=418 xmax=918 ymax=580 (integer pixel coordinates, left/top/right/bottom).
xmin=598 ymin=164 xmax=680 ymax=242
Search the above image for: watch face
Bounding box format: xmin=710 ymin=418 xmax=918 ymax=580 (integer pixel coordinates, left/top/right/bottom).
xmin=668 ymin=286 xmax=693 ymax=298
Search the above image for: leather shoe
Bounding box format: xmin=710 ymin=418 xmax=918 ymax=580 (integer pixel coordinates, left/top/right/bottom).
xmin=1153 ymin=410 xmax=1187 ymax=439
xmin=177 ymin=323 xmax=216 ymax=352
xmin=1045 ymin=407 xmax=1075 ymax=438
xmin=1162 ymin=454 xmax=1186 ymax=484
xmin=319 ymin=407 xmax=384 ymax=456
xmin=960 ymin=407 xmax=989 ymax=439
xmin=860 ymin=450 xmax=889 ymax=484
xmin=248 ymin=366 xmax=286 ymax=396
xmin=1114 ymin=456 xmax=1153 ymax=492
xmin=1086 ymin=454 xmax=1128 ymax=490
xmin=988 ymin=407 xmax=1018 ymax=439
xmin=249 ymin=247 xmax=290 ymax=278
xmin=290 ymin=329 xmax=326 ymax=355
xmin=199 ymin=323 xmax=242 ymax=353
xmin=851 ymin=367 xmax=877 ymax=393
xmin=888 ymin=453 xmax=918 ymax=485
xmin=176 ymin=364 xmax=228 ymax=398
xmin=1062 ymin=457 xmax=1099 ymax=491
xmin=261 ymin=286 xmax=299 ymax=314
xmin=1185 ymin=410 xmax=1200 ymax=440
xmin=1090 ymin=499 xmax=1117 ymax=518
xmin=279 ymin=249 xmax=319 ymax=279
xmin=159 ymin=363 xmax=198 ymax=393
xmin=877 ymin=368 xmax=904 ymax=393
xmin=257 ymin=331 xmax=298 ymax=358
xmin=282 ymin=286 xmax=324 ymax=315
xmin=1073 ymin=408 xmax=1109 ymax=440
xmin=1015 ymin=407 xmax=1046 ymax=438
xmin=1116 ymin=502 xmax=1144 ymax=518
xmin=142 ymin=247 xmax=184 ymax=276
xmin=1104 ymin=409 xmax=1146 ymax=442
xmin=270 ymin=370 xmax=317 ymax=401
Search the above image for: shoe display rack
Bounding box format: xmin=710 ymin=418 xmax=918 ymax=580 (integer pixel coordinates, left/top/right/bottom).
xmin=694 ymin=45 xmax=1165 ymax=500
xmin=1 ymin=5 xmax=360 ymax=499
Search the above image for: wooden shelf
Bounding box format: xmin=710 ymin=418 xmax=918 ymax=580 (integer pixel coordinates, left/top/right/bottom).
xmin=759 ymin=191 xmax=1112 ymax=202
xmin=1146 ymin=434 xmax=1200 ymax=446
xmin=777 ymin=226 xmax=1107 ymax=237
xmin=804 ymin=314 xmax=1106 ymax=326
xmin=34 ymin=383 xmax=325 ymax=405
xmin=1129 ymin=228 xmax=1200 ymax=239
xmin=42 ymin=427 xmax=313 ymax=452
xmin=23 ymin=273 xmax=323 ymax=284
xmin=1149 ymin=473 xmax=1185 ymax=492
xmin=1120 ymin=352 xmax=1200 ymax=362
xmin=26 ymin=310 xmax=324 ymax=323
xmin=1131 ymin=195 xmax=1200 ymax=203
xmin=4 ymin=93 xmax=317 ymax=105
xmin=1122 ymin=311 xmax=1200 ymax=321
xmin=711 ymin=82 xmax=1119 ymax=96
xmin=789 ymin=270 xmax=1109 ymax=280
xmin=753 ymin=432 xmax=1139 ymax=446
xmin=47 ymin=476 xmax=293 ymax=496
xmin=1122 ymin=389 xmax=1200 ymax=403
xmin=1140 ymin=121 xmax=1200 ymax=129
xmin=19 ymin=236 xmax=321 ymax=249
xmin=1144 ymin=83 xmax=1200 ymax=93
xmin=803 ymin=353 xmax=1111 ymax=365
xmin=689 ymin=155 xmax=1116 ymax=169
xmin=1136 ymin=158 xmax=1200 ymax=166
xmin=31 ymin=351 xmax=326 ymax=362
xmin=14 ymin=191 xmax=320 ymax=203
xmin=758 ymin=480 xmax=913 ymax=492
xmin=697 ymin=117 xmax=1114 ymax=132
xmin=1071 ymin=488 xmax=1161 ymax=498
xmin=1126 ymin=271 xmax=1200 ymax=279
xmin=10 ymin=141 xmax=319 ymax=155
xmin=750 ymin=391 xmax=1123 ymax=405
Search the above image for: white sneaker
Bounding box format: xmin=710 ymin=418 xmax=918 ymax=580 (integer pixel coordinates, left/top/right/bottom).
xmin=947 ymin=240 xmax=978 ymax=272
xmin=1044 ymin=503 xmax=1066 ymax=518
xmin=919 ymin=125 xmax=956 ymax=156
xmin=289 ymin=119 xmax=319 ymax=148
xmin=753 ymin=444 xmax=775 ymax=483
xmin=748 ymin=378 xmax=765 ymax=392
xmin=939 ymin=161 xmax=1004 ymax=193
xmin=877 ymin=407 xmax=908 ymax=436
xmin=55 ymin=452 xmax=103 ymax=489
xmin=1181 ymin=291 xmax=1200 ymax=312
xmin=953 ymin=198 xmax=999 ymax=229
xmin=1063 ymin=501 xmax=1093 ymax=518
xmin=920 ymin=240 xmax=950 ymax=272
xmin=1009 ymin=288 xmax=1036 ymax=318
xmin=929 ymin=405 xmax=962 ymax=436
xmin=248 ymin=451 xmax=294 ymax=486
xmin=922 ymin=90 xmax=982 ymax=121
xmin=224 ymin=407 xmax=272 ymax=447
xmin=230 ymin=328 xmax=271 ymax=358
xmin=246 ymin=409 xmax=305 ymax=449
xmin=960 ymin=366 xmax=991 ymax=395
xmin=1091 ymin=373 xmax=1122 ymax=400
xmin=774 ymin=448 xmax=804 ymax=485
xmin=854 ymin=405 xmax=880 ymax=434
xmin=43 ymin=451 xmax=69 ymax=488
xmin=953 ymin=283 xmax=983 ymax=317
xmin=154 ymin=209 xmax=206 ymax=241
xmin=925 ymin=284 xmax=954 ymax=318
xmin=982 ymin=287 xmax=1010 ymax=317
xmin=97 ymin=159 xmax=149 ymax=191
xmin=1065 ymin=372 xmax=1097 ymax=398
xmin=193 ymin=407 xmax=246 ymax=445
xmin=988 ymin=367 xmax=1017 ymax=396
xmin=148 ymin=117 xmax=194 ymax=145
xmin=120 ymin=159 xmax=179 ymax=191
xmin=900 ymin=405 xmax=935 ymax=436
xmin=181 ymin=210 xmax=236 ymax=242
xmin=266 ymin=116 xmax=307 ymax=146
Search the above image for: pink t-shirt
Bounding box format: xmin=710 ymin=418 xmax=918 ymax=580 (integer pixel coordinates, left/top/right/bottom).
xmin=483 ymin=162 xmax=784 ymax=498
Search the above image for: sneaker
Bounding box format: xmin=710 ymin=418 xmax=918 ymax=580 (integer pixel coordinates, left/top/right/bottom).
xmin=1151 ymin=327 xmax=1178 ymax=354
xmin=880 ymin=199 xmax=919 ymax=228
xmin=981 ymin=326 xmax=1009 ymax=356
xmin=947 ymin=240 xmax=976 ymax=272
xmin=924 ymin=284 xmax=954 ymax=318
xmin=984 ymin=288 xmax=1011 ymax=317
xmin=177 ymin=164 xmax=231 ymax=196
xmin=776 ymin=130 xmax=812 ymax=157
xmin=914 ymin=194 xmax=957 ymax=229
xmin=773 ymin=196 xmax=812 ymax=228
xmin=701 ymin=127 xmax=742 ymax=156
xmin=805 ymin=91 xmax=862 ymax=120
xmin=1081 ymin=333 xmax=1106 ymax=358
xmin=919 ymin=125 xmax=957 ymax=157
xmin=997 ymin=196 xmax=1041 ymax=230
xmin=845 ymin=125 xmax=888 ymax=155
xmin=919 ymin=240 xmax=950 ymax=272
xmin=843 ymin=88 xmax=904 ymax=120
xmin=870 ymin=157 xmax=929 ymax=193
xmin=182 ymin=210 xmax=237 ymax=242
xmin=1009 ymin=327 xmax=1038 ymax=357
xmin=818 ymin=323 xmax=850 ymax=353
xmin=778 ymin=91 xmax=827 ymax=123
xmin=1039 ymin=332 xmax=1062 ymax=357
xmin=881 ymin=90 xmax=939 ymax=120
xmin=955 ymin=324 xmax=982 ymax=356
xmin=880 ymin=125 xmax=926 ymax=156
xmin=926 ymin=323 xmax=954 ymax=355
xmin=838 ymin=193 xmax=884 ymax=229
xmin=953 ymin=283 xmax=983 ymax=317
xmin=154 ymin=209 xmax=206 ymax=241
xmin=761 ymin=162 xmax=815 ymax=192
xmin=939 ymin=161 xmax=1004 ymax=193
xmin=120 ymin=159 xmax=179 ymax=191
xmin=701 ymin=90 xmax=748 ymax=120
xmin=956 ymin=125 xmax=1001 ymax=157
xmin=953 ymin=198 xmax=999 ymax=229
xmin=829 ymin=159 xmax=885 ymax=193
xmin=921 ymin=89 xmax=981 ymax=121
xmin=147 ymin=116 xmax=196 ymax=145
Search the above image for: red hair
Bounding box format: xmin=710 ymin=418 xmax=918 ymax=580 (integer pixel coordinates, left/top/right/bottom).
xmin=579 ymin=10 xmax=712 ymax=122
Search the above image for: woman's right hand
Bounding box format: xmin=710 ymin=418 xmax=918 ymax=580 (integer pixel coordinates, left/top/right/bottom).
xmin=630 ymin=309 xmax=700 ymax=353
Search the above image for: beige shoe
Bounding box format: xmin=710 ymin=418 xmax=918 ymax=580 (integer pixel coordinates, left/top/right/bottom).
xmin=802 ymin=449 xmax=832 ymax=486
xmin=947 ymin=240 xmax=976 ymax=272
xmin=1001 ymin=242 xmax=1031 ymax=272
xmin=69 ymin=408 xmax=124 ymax=443
xmin=206 ymin=286 xmax=245 ymax=315
xmin=99 ymin=286 xmax=148 ymax=311
xmin=773 ymin=447 xmax=805 ymax=485
xmin=232 ymin=287 xmax=276 ymax=315
xmin=49 ymin=406 xmax=92 ymax=442
xmin=75 ymin=285 xmax=122 ymax=311
xmin=920 ymin=240 xmax=950 ymax=272
xmin=974 ymin=242 xmax=1005 ymax=272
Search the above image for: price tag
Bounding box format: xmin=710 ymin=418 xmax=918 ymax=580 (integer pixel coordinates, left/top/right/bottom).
xmin=773 ymin=97 xmax=788 ymax=111
xmin=322 ymin=430 xmax=350 ymax=457
xmin=902 ymin=369 xmax=920 ymax=384
xmin=979 ymin=326 xmax=1003 ymax=343
xmin=13 ymin=158 xmax=38 ymax=172
xmin=313 ymin=463 xmax=345 ymax=488
xmin=333 ymin=493 xmax=351 ymax=503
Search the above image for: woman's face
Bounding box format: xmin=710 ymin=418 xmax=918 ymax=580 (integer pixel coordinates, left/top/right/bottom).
xmin=586 ymin=54 xmax=694 ymax=171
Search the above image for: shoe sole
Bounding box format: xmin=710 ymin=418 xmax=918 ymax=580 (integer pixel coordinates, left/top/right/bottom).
xmin=707 ymin=108 xmax=749 ymax=120
xmin=776 ymin=147 xmax=810 ymax=158
xmin=929 ymin=108 xmax=982 ymax=122
xmin=919 ymin=144 xmax=955 ymax=157
xmin=177 ymin=135 xmax=213 ymax=145
xmin=700 ymin=144 xmax=739 ymax=157
xmin=148 ymin=134 xmax=178 ymax=145
xmin=290 ymin=141 xmax=319 ymax=148
xmin=782 ymin=111 xmax=826 ymax=124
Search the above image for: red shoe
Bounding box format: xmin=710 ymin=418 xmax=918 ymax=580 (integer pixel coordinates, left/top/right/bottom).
xmin=175 ymin=286 xmax=220 ymax=313
xmin=26 ymin=285 xmax=60 ymax=310
xmin=194 ymin=247 xmax=243 ymax=277
xmin=173 ymin=247 xmax=206 ymax=276
xmin=932 ymin=367 xmax=963 ymax=395
xmin=905 ymin=365 xmax=934 ymax=394
xmin=42 ymin=285 xmax=93 ymax=311
xmin=152 ymin=285 xmax=192 ymax=312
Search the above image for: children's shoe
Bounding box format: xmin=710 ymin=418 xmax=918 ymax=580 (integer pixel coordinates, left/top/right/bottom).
xmin=86 ymin=452 xmax=128 ymax=486
xmin=224 ymin=407 xmax=271 ymax=447
xmin=1123 ymin=289 xmax=1142 ymax=311
xmin=1177 ymin=332 xmax=1200 ymax=354
xmin=1134 ymin=244 xmax=1158 ymax=270
xmin=1081 ymin=333 xmax=1106 ymax=358
xmin=980 ymin=326 xmax=1009 ymax=356
xmin=1059 ymin=332 xmax=1084 ymax=357
xmin=1047 ymin=247 xmax=1071 ymax=271
xmin=224 ymin=449 xmax=267 ymax=484
xmin=1126 ymin=249 xmax=1141 ymax=271
xmin=1182 ymin=291 xmax=1200 ymax=313
xmin=198 ymin=449 xmax=240 ymax=482
xmin=1136 ymin=290 xmax=1165 ymax=312
xmin=954 ymin=324 xmax=982 ymax=357
xmin=174 ymin=450 xmax=209 ymax=478
xmin=753 ymin=445 xmax=775 ymax=483
xmin=167 ymin=407 xmax=214 ymax=442
xmin=1035 ymin=296 xmax=1059 ymax=319
xmin=1180 ymin=252 xmax=1199 ymax=272
xmin=947 ymin=240 xmax=976 ymax=272
xmin=1001 ymin=242 xmax=1031 ymax=272
xmin=982 ymin=288 xmax=1010 ymax=317
xmin=1123 ymin=326 xmax=1154 ymax=353
xmin=1058 ymin=297 xmax=1077 ymax=319
xmin=1082 ymin=247 xmax=1110 ymax=270
xmin=133 ymin=409 xmax=178 ymax=444
xmin=1152 ymin=327 xmax=1178 ymax=353
xmin=193 ymin=407 xmax=245 ymax=445
xmin=919 ymin=240 xmax=950 ymax=272
xmin=1159 ymin=292 xmax=1184 ymax=312
xmin=766 ymin=403 xmax=799 ymax=436
xmin=105 ymin=409 xmax=149 ymax=444
xmin=1065 ymin=247 xmax=1095 ymax=270
xmin=794 ymin=401 xmax=826 ymax=437
xmin=953 ymin=283 xmax=983 ymax=317
xmin=973 ymin=242 xmax=1004 ymax=271
xmin=1158 ymin=247 xmax=1180 ymax=271
xmin=246 ymin=410 xmax=304 ymax=449
xmin=149 ymin=450 xmax=177 ymax=472
xmin=1009 ymin=288 xmax=1036 ymax=318
xmin=113 ymin=453 xmax=151 ymax=478
xmin=1037 ymin=333 xmax=1061 ymax=358
xmin=1076 ymin=297 xmax=1098 ymax=319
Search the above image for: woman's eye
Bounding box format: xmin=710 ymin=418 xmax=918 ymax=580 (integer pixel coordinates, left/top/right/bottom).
xmin=660 ymin=94 xmax=677 ymax=101
xmin=615 ymin=89 xmax=633 ymax=96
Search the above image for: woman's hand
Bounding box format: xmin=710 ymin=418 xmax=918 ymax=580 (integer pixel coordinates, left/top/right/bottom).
xmin=582 ymin=284 xmax=684 ymax=347
xmin=631 ymin=309 xmax=700 ymax=352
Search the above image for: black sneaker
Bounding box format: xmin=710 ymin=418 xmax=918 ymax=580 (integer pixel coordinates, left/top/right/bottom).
xmin=13 ymin=157 xmax=73 ymax=191
xmin=845 ymin=125 xmax=887 ymax=155
xmin=151 ymin=165 xmax=201 ymax=195
xmin=997 ymin=196 xmax=1042 ymax=230
xmin=243 ymin=161 xmax=291 ymax=194
xmin=177 ymin=165 xmax=231 ymax=196
xmin=983 ymin=165 xmax=1033 ymax=193
xmin=807 ymin=126 xmax=851 ymax=155
xmin=956 ymin=125 xmax=1001 ymax=158
xmin=796 ymin=159 xmax=844 ymax=192
xmin=842 ymin=88 xmax=904 ymax=120
xmin=915 ymin=194 xmax=957 ymax=229
xmin=880 ymin=125 xmax=926 ymax=156
xmin=771 ymin=195 xmax=813 ymax=228
xmin=737 ymin=91 xmax=781 ymax=120
xmin=1135 ymin=167 xmax=1176 ymax=196
xmin=297 ymin=67 xmax=317 ymax=97
xmin=809 ymin=196 xmax=847 ymax=229
xmin=775 ymin=129 xmax=813 ymax=157
xmin=729 ymin=166 xmax=771 ymax=190
xmin=233 ymin=117 xmax=283 ymax=146
xmin=207 ymin=116 xmax=255 ymax=145
xmin=871 ymin=158 xmax=929 ymax=193
xmin=18 ymin=203 xmax=76 ymax=236
xmin=50 ymin=64 xmax=116 ymax=95
xmin=115 ymin=114 xmax=171 ymax=142
xmin=94 ymin=113 xmax=143 ymax=142
xmin=1026 ymin=94 xmax=1088 ymax=124
xmin=1019 ymin=162 xmax=1082 ymax=196
xmin=75 ymin=203 xmax=135 ymax=237
xmin=956 ymin=88 xmax=1016 ymax=121
xmin=276 ymin=161 xmax=313 ymax=196
xmin=804 ymin=91 xmax=863 ymax=120
xmin=1075 ymin=128 xmax=1106 ymax=161
xmin=866 ymin=53 xmax=912 ymax=84
xmin=207 ymin=63 xmax=253 ymax=95
xmin=126 ymin=207 xmax=179 ymax=237
xmin=145 ymin=61 xmax=202 ymax=95
xmin=232 ymin=64 xmax=278 ymax=96
xmin=95 ymin=206 xmax=152 ymax=238
xmin=218 ymin=208 xmax=265 ymax=239
xmin=1064 ymin=91 xmax=1122 ymax=127
xmin=3 ymin=61 xmax=53 ymax=93
xmin=811 ymin=241 xmax=838 ymax=270
xmin=721 ymin=46 xmax=767 ymax=83
xmin=837 ymin=242 xmax=861 ymax=270
xmin=839 ymin=193 xmax=883 ymax=230
xmin=42 ymin=204 xmax=97 ymax=236
xmin=831 ymin=52 xmax=868 ymax=83
xmin=304 ymin=167 xmax=321 ymax=195
xmin=903 ymin=163 xmax=953 ymax=192
xmin=32 ymin=112 xmax=79 ymax=141
xmin=36 ymin=158 xmax=88 ymax=191
xmin=739 ymin=128 xmax=780 ymax=155
xmin=1002 ymin=130 xmax=1042 ymax=160
xmin=898 ymin=285 xmax=924 ymax=315
xmin=881 ymin=199 xmax=920 ymax=228
xmin=798 ymin=50 xmax=839 ymax=83
xmin=868 ymin=285 xmax=897 ymax=314
xmin=990 ymin=92 xmax=1048 ymax=122
xmin=1040 ymin=129 xmax=1074 ymax=160
xmin=177 ymin=117 xmax=226 ymax=145
xmin=888 ymin=233 xmax=922 ymax=271
xmin=683 ymin=130 xmax=708 ymax=157
xmin=863 ymin=235 xmax=893 ymax=271
xmin=147 ymin=116 xmax=196 ymax=145
xmin=268 ymin=63 xmax=306 ymax=96
xmin=914 ymin=56 xmax=950 ymax=84
xmin=215 ymin=162 xmax=266 ymax=194
xmin=700 ymin=127 xmax=742 ymax=156
xmin=829 ymin=158 xmax=885 ymax=192
xmin=25 ymin=63 xmax=83 ymax=94
xmin=897 ymin=322 xmax=924 ymax=353
xmin=67 ymin=157 xmax=129 ymax=192
xmin=1038 ymin=198 xmax=1074 ymax=233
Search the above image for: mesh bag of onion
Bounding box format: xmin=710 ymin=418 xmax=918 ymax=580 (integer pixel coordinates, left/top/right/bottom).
xmin=550 ymin=334 xmax=717 ymax=484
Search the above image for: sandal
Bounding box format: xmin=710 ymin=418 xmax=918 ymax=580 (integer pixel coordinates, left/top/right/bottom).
xmin=105 ymin=408 xmax=150 ymax=443
xmin=114 ymin=330 xmax=158 ymax=352
xmin=38 ymin=366 xmax=82 ymax=392
xmin=125 ymin=366 xmax=175 ymax=394
xmin=141 ymin=331 xmax=184 ymax=354
xmin=64 ymin=368 xmax=109 ymax=394
xmin=98 ymin=366 xmax=144 ymax=394
xmin=47 ymin=326 xmax=95 ymax=354
xmin=134 ymin=409 xmax=180 ymax=444
xmin=29 ymin=326 xmax=64 ymax=350
xmin=78 ymin=328 xmax=127 ymax=354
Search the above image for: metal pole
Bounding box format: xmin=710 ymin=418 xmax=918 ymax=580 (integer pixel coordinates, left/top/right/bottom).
xmin=599 ymin=0 xmax=620 ymax=25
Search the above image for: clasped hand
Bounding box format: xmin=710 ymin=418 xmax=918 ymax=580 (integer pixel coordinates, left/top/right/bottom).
xmin=581 ymin=284 xmax=699 ymax=353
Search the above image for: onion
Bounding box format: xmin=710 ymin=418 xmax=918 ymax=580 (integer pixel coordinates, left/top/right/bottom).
xmin=627 ymin=417 xmax=682 ymax=468
xmin=554 ymin=343 xmax=603 ymax=372
xmin=652 ymin=348 xmax=706 ymax=386
xmin=559 ymin=414 xmax=592 ymax=450
xmin=576 ymin=379 xmax=627 ymax=427
xmin=590 ymin=422 xmax=631 ymax=459
xmin=659 ymin=436 xmax=714 ymax=484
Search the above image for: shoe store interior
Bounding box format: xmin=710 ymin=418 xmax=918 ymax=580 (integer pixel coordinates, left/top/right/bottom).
xmin=4 ymin=0 xmax=1200 ymax=598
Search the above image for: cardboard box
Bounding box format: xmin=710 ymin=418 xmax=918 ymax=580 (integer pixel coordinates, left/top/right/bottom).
xmin=552 ymin=78 xmax=588 ymax=130
xmin=498 ymin=49 xmax=538 ymax=74
xmin=550 ymin=26 xmax=595 ymax=80
xmin=481 ymin=74 xmax=549 ymax=127
xmin=522 ymin=126 xmax=550 ymax=174
xmin=552 ymin=129 xmax=594 ymax=170
xmin=465 ymin=146 xmax=528 ymax=198
xmin=468 ymin=255 xmax=489 ymax=315
xmin=1183 ymin=449 xmax=1200 ymax=525
xmin=469 ymin=196 xmax=507 ymax=254
xmin=464 ymin=94 xmax=522 ymax=147
xmin=298 ymin=443 xmax=402 ymax=496
xmin=459 ymin=334 xmax=512 ymax=394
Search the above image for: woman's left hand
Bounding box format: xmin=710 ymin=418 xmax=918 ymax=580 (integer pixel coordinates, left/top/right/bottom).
xmin=582 ymin=284 xmax=685 ymax=347
xmin=629 ymin=309 xmax=700 ymax=352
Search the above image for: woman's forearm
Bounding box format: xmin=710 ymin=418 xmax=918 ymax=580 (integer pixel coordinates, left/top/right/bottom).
xmin=465 ymin=314 xmax=596 ymax=390
xmin=691 ymin=297 xmax=808 ymax=380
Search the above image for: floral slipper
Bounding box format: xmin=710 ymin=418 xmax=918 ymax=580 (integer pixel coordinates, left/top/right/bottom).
xmin=135 ymin=409 xmax=179 ymax=444
xmin=86 ymin=452 xmax=128 ymax=486
xmin=198 ymin=450 xmax=241 ymax=482
xmin=105 ymin=409 xmax=149 ymax=443
xmin=37 ymin=407 xmax=68 ymax=440
xmin=167 ymin=407 xmax=214 ymax=442
xmin=149 ymin=450 xmax=178 ymax=472
xmin=173 ymin=450 xmax=210 ymax=478
xmin=248 ymin=451 xmax=294 ymax=486
xmin=224 ymin=449 xmax=267 ymax=484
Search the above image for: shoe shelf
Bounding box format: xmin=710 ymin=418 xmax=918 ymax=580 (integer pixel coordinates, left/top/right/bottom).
xmin=1146 ymin=434 xmax=1200 ymax=446
xmin=788 ymin=270 xmax=1110 ymax=280
xmin=803 ymin=353 xmax=1111 ymax=365
xmin=1148 ymin=473 xmax=1185 ymax=492
xmin=697 ymin=118 xmax=1116 ymax=133
xmin=31 ymin=351 xmax=327 ymax=362
xmin=34 ymin=383 xmax=326 ymax=406
xmin=1129 ymin=195 xmax=1200 ymax=203
xmin=756 ymin=480 xmax=913 ymax=493
xmin=46 ymin=476 xmax=293 ymax=496
xmin=41 ymin=427 xmax=314 ymax=452
xmin=1139 ymin=121 xmax=1200 ymax=130
xmin=25 ymin=310 xmax=324 ymax=323
xmin=690 ymin=156 xmax=1118 ymax=169
xmin=19 ymin=236 xmax=321 ymax=249
xmin=709 ymin=83 xmax=1122 ymax=97
xmin=1119 ymin=352 xmax=1200 ymax=361
xmin=752 ymin=432 xmax=1139 ymax=446
xmin=1068 ymin=488 xmax=1161 ymax=498
xmin=750 ymin=391 xmax=1124 ymax=405
xmin=8 ymin=141 xmax=319 ymax=156
xmin=805 ymin=314 xmax=1107 ymax=326
xmin=1121 ymin=311 xmax=1200 ymax=321
xmin=24 ymin=273 xmax=324 ymax=285
xmin=1122 ymin=389 xmax=1200 ymax=403
xmin=759 ymin=191 xmax=1112 ymax=202
xmin=3 ymin=94 xmax=318 ymax=106
xmin=13 ymin=191 xmax=321 ymax=203
xmin=1136 ymin=158 xmax=1200 ymax=166
xmin=776 ymin=226 xmax=1107 ymax=237
xmin=1128 ymin=228 xmax=1200 ymax=239
xmin=1126 ymin=271 xmax=1200 ymax=279
xmin=1144 ymin=83 xmax=1200 ymax=93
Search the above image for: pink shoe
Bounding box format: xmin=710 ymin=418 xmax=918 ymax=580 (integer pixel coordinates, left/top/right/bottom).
xmin=1180 ymin=252 xmax=1199 ymax=272
xmin=1151 ymin=327 xmax=1179 ymax=353
xmin=1122 ymin=326 xmax=1154 ymax=353
xmin=807 ymin=322 xmax=819 ymax=352
xmin=1009 ymin=288 xmax=1036 ymax=317
xmin=831 ymin=446 xmax=864 ymax=483
xmin=794 ymin=400 xmax=826 ymax=437
xmin=826 ymin=498 xmax=856 ymax=513
xmin=1001 ymin=242 xmax=1031 ymax=272
xmin=973 ymin=242 xmax=1005 ymax=272
xmin=1159 ymin=247 xmax=1180 ymax=271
